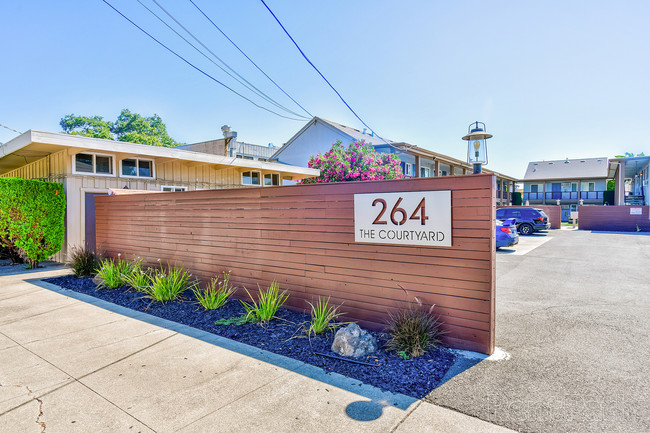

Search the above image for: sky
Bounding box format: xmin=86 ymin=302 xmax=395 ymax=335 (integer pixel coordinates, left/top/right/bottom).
xmin=1 ymin=0 xmax=648 ymax=178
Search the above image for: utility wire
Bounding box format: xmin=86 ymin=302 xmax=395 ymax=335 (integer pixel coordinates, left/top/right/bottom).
xmin=0 ymin=123 xmax=21 ymax=135
xmin=100 ymin=0 xmax=305 ymax=121
xmin=188 ymin=0 xmax=313 ymax=118
xmin=148 ymin=0 xmax=308 ymax=119
xmin=136 ymin=0 xmax=300 ymax=118
xmin=259 ymin=0 xmax=382 ymax=139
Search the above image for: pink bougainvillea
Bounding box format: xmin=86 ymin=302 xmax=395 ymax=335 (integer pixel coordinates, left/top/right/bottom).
xmin=299 ymin=140 xmax=404 ymax=184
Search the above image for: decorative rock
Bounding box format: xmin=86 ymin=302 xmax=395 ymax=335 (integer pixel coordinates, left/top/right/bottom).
xmin=331 ymin=323 xmax=378 ymax=358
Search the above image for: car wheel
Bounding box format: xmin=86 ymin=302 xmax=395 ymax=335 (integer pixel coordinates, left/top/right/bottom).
xmin=519 ymin=223 xmax=533 ymax=235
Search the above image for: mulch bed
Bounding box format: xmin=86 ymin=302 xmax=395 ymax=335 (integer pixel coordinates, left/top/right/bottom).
xmin=44 ymin=275 xmax=456 ymax=399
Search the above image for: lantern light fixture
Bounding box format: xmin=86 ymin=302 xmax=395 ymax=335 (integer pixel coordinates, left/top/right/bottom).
xmin=462 ymin=121 xmax=492 ymax=174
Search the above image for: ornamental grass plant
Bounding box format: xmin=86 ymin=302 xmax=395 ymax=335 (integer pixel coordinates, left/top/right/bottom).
xmin=385 ymin=299 xmax=444 ymax=358
xmin=242 ymin=280 xmax=288 ymax=323
xmin=68 ymin=245 xmax=101 ymax=278
xmin=193 ymin=271 xmax=236 ymax=310
xmin=143 ymin=262 xmax=196 ymax=302
xmin=122 ymin=266 xmax=152 ymax=292
xmin=96 ymin=255 xmax=137 ymax=289
xmin=307 ymin=296 xmax=345 ymax=336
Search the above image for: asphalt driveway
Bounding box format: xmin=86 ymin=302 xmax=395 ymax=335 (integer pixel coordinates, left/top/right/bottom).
xmin=427 ymin=229 xmax=650 ymax=432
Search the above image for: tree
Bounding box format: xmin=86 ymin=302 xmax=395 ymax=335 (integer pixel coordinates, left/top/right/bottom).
xmin=59 ymin=109 xmax=181 ymax=147
xmin=299 ymin=140 xmax=404 ymax=184
xmin=59 ymin=114 xmax=113 ymax=140
xmin=112 ymin=109 xmax=179 ymax=147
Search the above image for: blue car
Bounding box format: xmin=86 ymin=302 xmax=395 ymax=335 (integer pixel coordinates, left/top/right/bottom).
xmin=496 ymin=218 xmax=519 ymax=248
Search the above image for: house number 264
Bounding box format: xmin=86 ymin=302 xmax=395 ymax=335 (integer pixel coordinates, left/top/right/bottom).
xmin=371 ymin=197 xmax=429 ymax=225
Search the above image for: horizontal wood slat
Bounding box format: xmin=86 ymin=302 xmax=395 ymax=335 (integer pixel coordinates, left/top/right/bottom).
xmin=578 ymin=205 xmax=650 ymax=231
xmin=96 ymin=175 xmax=496 ymax=354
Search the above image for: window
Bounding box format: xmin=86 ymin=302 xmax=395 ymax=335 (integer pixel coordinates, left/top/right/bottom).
xmin=282 ymin=176 xmax=295 ymax=185
xmin=263 ymin=173 xmax=280 ymax=186
xmin=121 ymin=158 xmax=153 ymax=178
xmin=402 ymin=162 xmax=414 ymax=177
xmin=73 ymin=153 xmax=114 ymax=175
xmin=530 ymin=184 xmax=538 ymax=193
xmin=581 ymin=182 xmax=595 ymax=192
xmin=243 ymin=156 xmax=254 ymax=160
xmin=420 ymin=167 xmax=430 ymax=177
xmin=242 ymin=171 xmax=261 ymax=185
xmin=161 ymin=186 xmax=187 ymax=192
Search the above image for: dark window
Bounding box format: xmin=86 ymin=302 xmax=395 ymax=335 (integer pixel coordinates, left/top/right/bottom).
xmin=264 ymin=173 xmax=280 ymax=186
xmin=139 ymin=160 xmax=152 ymax=177
xmin=122 ymin=159 xmax=137 ymax=176
xmin=95 ymin=156 xmax=112 ymax=174
xmin=242 ymin=171 xmax=261 ymax=185
xmin=75 ymin=154 xmax=93 ymax=173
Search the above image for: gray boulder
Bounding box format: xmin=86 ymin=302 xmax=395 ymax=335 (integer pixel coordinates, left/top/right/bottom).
xmin=331 ymin=323 xmax=377 ymax=358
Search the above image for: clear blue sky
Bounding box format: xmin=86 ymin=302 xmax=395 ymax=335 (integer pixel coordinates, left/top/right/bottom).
xmin=1 ymin=0 xmax=648 ymax=178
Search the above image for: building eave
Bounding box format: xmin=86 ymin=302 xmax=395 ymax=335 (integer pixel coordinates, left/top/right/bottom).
xmin=0 ymin=130 xmax=319 ymax=178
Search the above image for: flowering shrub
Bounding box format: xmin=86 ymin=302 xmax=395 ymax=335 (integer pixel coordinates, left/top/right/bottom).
xmin=299 ymin=140 xmax=404 ymax=184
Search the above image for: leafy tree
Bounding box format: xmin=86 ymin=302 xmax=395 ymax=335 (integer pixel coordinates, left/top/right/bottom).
xmin=112 ymin=109 xmax=179 ymax=147
xmin=59 ymin=115 xmax=113 ymax=139
xmin=607 ymin=179 xmax=615 ymax=191
xmin=59 ymin=109 xmax=181 ymax=147
xmin=300 ymin=140 xmax=403 ymax=184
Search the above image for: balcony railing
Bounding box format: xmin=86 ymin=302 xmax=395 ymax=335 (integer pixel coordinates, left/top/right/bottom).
xmin=522 ymin=191 xmax=605 ymax=201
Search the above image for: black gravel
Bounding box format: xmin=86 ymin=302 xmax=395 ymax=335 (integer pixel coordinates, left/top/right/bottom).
xmin=44 ymin=275 xmax=457 ymax=399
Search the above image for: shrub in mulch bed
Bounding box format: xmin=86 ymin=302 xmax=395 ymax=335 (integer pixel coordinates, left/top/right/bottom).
xmin=44 ymin=275 xmax=457 ymax=399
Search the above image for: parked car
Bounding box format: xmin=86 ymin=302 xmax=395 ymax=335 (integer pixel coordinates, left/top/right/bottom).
xmin=496 ymin=218 xmax=519 ymax=248
xmin=496 ymin=207 xmax=551 ymax=235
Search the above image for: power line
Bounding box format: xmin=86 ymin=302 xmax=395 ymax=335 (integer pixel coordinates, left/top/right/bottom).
xmin=136 ymin=0 xmax=305 ymax=119
xmin=188 ymin=0 xmax=313 ymax=118
xmin=148 ymin=0 xmax=308 ymax=120
xmin=0 ymin=123 xmax=21 ymax=135
xmin=259 ymin=0 xmax=382 ymax=138
xmin=100 ymin=0 xmax=305 ymax=121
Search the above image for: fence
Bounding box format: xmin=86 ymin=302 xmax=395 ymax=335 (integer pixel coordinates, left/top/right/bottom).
xmin=578 ymin=205 xmax=650 ymax=231
xmin=96 ymin=174 xmax=496 ymax=354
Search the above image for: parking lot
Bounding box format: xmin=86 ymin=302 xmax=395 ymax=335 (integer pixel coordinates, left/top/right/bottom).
xmin=427 ymin=229 xmax=650 ymax=433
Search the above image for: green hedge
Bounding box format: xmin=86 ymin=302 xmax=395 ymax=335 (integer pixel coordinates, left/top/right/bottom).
xmin=0 ymin=177 xmax=66 ymax=266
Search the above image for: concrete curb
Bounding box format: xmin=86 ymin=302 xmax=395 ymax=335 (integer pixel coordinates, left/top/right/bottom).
xmin=28 ymin=277 xmax=419 ymax=411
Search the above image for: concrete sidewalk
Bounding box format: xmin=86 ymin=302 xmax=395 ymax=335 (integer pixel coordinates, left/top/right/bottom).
xmin=0 ymin=268 xmax=512 ymax=433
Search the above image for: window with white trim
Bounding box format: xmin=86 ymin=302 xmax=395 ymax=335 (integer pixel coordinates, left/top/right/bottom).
xmin=242 ymin=171 xmax=261 ymax=185
xmin=121 ymin=158 xmax=154 ymax=178
xmin=420 ymin=167 xmax=431 ymax=177
xmin=403 ymin=162 xmax=414 ymax=177
xmin=73 ymin=153 xmax=114 ymax=175
xmin=263 ymin=173 xmax=280 ymax=186
xmin=161 ymin=186 xmax=187 ymax=192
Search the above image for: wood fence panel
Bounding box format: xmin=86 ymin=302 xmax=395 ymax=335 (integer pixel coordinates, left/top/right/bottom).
xmin=96 ymin=174 xmax=496 ymax=354
xmin=578 ymin=205 xmax=650 ymax=231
